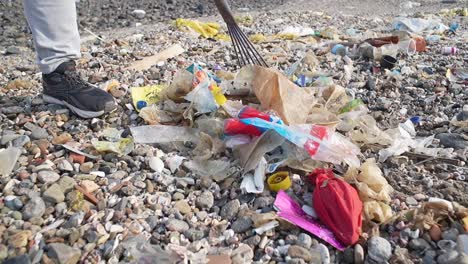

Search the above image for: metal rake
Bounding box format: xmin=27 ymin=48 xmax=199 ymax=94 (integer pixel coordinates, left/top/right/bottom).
xmin=214 ymin=0 xmax=268 ymax=67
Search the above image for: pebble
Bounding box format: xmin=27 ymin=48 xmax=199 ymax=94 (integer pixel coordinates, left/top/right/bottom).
xmin=166 ymin=219 xmax=189 ymax=232
xmin=438 ymin=240 xmax=457 ymax=251
xmin=12 ymin=135 xmax=30 ymax=147
xmin=354 ymin=244 xmax=364 ymax=264
xmin=8 ymin=230 xmax=31 ymax=248
xmin=409 ymin=238 xmax=432 ymax=251
xmin=231 ymin=244 xmax=254 ymax=264
xmin=288 ymin=245 xmax=316 ymax=262
xmin=80 ymin=162 xmax=94 ymax=173
xmin=184 ymin=229 xmax=205 ymax=241
xmin=231 ymin=216 xmax=253 ymax=233
xmin=80 ymin=180 xmax=99 ymax=193
xmin=30 ymin=127 xmax=48 ymax=140
xmin=57 ymin=160 xmax=74 ymax=172
xmin=47 ymin=243 xmax=81 ymax=264
xmin=437 ymin=250 xmax=459 ymax=264
xmin=220 ymin=199 xmax=240 ymax=220
xmin=442 ymin=228 xmax=459 ymax=242
xmin=43 ymin=184 xmax=65 ymax=204
xmin=458 ymin=235 xmax=468 ymax=255
xmin=405 ymin=196 xmax=418 ymax=206
xmin=367 ymin=237 xmax=392 ymax=263
xmin=297 ymin=233 xmax=313 ymax=248
xmin=38 ymin=170 xmax=60 ymax=184
xmin=436 ymin=133 xmax=468 ymax=149
xmin=22 ymin=196 xmax=46 ymax=220
xmin=3 ymin=254 xmax=31 ymax=264
xmin=195 ymin=191 xmax=214 ymax=209
xmin=174 ymin=200 xmax=192 ymax=214
xmin=148 ymin=156 xmax=164 ymax=173
xmin=430 ymin=224 xmax=442 ymax=241
xmin=58 ymin=176 xmax=76 ymax=193
xmin=131 ymin=9 xmax=146 ymax=19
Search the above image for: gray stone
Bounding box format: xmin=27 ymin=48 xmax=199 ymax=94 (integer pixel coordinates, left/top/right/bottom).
xmin=31 ymin=127 xmax=48 ymax=140
xmin=166 ymin=219 xmax=189 ymax=232
xmin=458 ymin=235 xmax=468 ymax=255
xmin=43 ymin=184 xmax=65 ymax=204
xmin=57 ymin=160 xmax=74 ymax=172
xmin=195 ymin=191 xmax=214 ymax=209
xmin=5 ymin=46 xmax=21 ymax=55
xmin=297 ymin=233 xmax=313 ymax=249
xmin=288 ymin=245 xmax=317 ymax=262
xmin=406 ymin=196 xmax=418 ymax=206
xmin=231 ymin=216 xmax=253 ymax=233
xmin=244 ymin=235 xmax=261 ymax=248
xmin=47 ymin=243 xmax=81 ymax=264
xmin=11 ymin=135 xmax=30 ymax=147
xmin=409 ymin=238 xmax=432 ymax=251
xmin=174 ymin=200 xmax=191 ymax=214
xmin=22 ymin=197 xmax=46 ymax=220
xmin=3 ymin=254 xmax=31 ymax=264
xmin=437 ymin=250 xmax=459 ymax=264
xmin=436 ymin=133 xmax=468 ymax=149
xmin=423 ymin=250 xmax=437 ymax=264
xmin=2 ymin=106 xmax=23 ymax=114
xmin=58 ymin=176 xmax=76 ymax=193
xmin=367 ymin=237 xmax=392 ymax=263
xmin=341 ymin=247 xmax=354 ymax=264
xmin=80 ymin=162 xmax=94 ymax=173
xmin=220 ymin=199 xmax=240 ymax=220
xmin=232 ymin=244 xmax=254 ymax=264
xmin=148 ymin=156 xmax=164 ymax=173
xmin=65 ymin=212 xmax=85 ymax=228
xmin=355 ymin=243 xmax=364 ymax=264
xmin=38 ymin=170 xmax=60 ymax=184
xmin=442 ymin=228 xmax=459 ymax=242
xmin=438 ymin=240 xmax=457 ymax=251
xmin=184 ymin=229 xmax=205 ymax=241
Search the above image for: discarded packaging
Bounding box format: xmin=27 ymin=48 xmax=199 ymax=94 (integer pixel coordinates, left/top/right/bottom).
xmin=241 ymin=117 xmax=361 ymax=167
xmin=175 ymin=18 xmax=220 ymax=39
xmin=241 ymin=157 xmax=267 ymax=193
xmin=309 ymin=168 xmax=363 ymax=245
xmin=131 ymin=85 xmax=165 ymax=111
xmin=91 ymin=138 xmax=134 ymax=156
xmin=274 ymin=190 xmax=346 ymax=250
xmin=252 ymin=66 xmax=315 ymax=125
xmin=131 ymin=125 xmax=199 ymax=144
xmin=254 ymin=220 xmax=279 ymax=235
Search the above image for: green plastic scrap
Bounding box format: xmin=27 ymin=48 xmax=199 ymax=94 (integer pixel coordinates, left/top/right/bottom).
xmin=339 ymin=99 xmax=364 ymax=114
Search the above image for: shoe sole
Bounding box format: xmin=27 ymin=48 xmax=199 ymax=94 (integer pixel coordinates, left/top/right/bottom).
xmin=43 ymin=95 xmax=115 ymax=119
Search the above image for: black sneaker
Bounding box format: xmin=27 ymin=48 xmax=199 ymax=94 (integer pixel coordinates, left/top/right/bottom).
xmin=42 ymin=61 xmax=117 ymax=119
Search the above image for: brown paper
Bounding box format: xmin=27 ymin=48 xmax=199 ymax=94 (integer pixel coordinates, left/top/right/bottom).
xmin=252 ymin=66 xmax=315 ymax=125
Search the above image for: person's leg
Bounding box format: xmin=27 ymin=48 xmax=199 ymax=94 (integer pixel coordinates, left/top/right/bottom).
xmin=22 ymin=0 xmax=116 ymax=118
xmin=23 ymin=0 xmax=81 ymax=74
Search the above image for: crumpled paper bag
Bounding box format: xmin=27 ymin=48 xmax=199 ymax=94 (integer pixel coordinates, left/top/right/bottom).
xmin=252 ymin=66 xmax=315 ymax=125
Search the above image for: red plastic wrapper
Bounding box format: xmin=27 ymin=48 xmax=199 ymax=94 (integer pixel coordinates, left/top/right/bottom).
xmin=309 ymin=168 xmax=363 ymax=246
xmin=238 ymin=106 xmax=272 ymax=121
xmin=224 ymin=118 xmax=262 ymax=137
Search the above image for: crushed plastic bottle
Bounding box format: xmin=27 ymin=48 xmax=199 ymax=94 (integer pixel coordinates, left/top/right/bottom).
xmin=240 ymin=117 xmax=361 ymax=167
xmin=130 ymin=125 xmax=200 ymax=144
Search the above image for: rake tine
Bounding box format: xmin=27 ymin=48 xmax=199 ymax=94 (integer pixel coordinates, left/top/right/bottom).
xmin=230 ymin=25 xmax=256 ymax=65
xmin=228 ymin=25 xmax=246 ymax=67
xmin=230 ymin=25 xmax=253 ymax=65
xmin=215 ymin=0 xmax=268 ymax=68
xmin=234 ymin=25 xmax=268 ymax=67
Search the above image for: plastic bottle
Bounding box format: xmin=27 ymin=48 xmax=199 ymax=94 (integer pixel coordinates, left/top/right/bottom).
xmin=441 ymin=47 xmax=457 ymax=55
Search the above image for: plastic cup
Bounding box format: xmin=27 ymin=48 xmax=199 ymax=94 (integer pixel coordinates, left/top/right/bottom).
xmin=397 ymin=39 xmax=417 ymax=54
xmin=380 ymin=55 xmax=397 ymax=70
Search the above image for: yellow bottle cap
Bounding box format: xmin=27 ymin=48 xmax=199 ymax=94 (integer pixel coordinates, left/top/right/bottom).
xmin=267 ymin=172 xmax=292 ymax=192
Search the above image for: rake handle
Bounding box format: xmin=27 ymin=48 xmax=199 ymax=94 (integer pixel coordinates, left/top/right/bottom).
xmin=214 ymin=0 xmax=236 ymax=25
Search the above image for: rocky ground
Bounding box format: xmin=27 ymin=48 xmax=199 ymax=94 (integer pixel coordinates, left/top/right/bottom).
xmin=0 ymin=0 xmax=468 ymax=264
